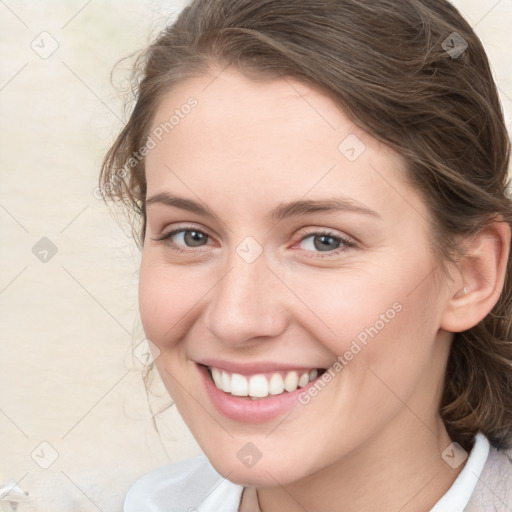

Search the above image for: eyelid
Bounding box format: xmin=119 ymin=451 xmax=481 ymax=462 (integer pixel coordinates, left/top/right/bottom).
xmin=151 ymin=223 xmax=214 ymax=246
xmin=295 ymin=226 xmax=355 ymax=243
xmin=155 ymin=222 xmax=211 ymax=236
xmin=294 ymin=226 xmax=357 ymax=247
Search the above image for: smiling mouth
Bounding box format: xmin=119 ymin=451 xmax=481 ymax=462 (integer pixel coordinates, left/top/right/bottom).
xmin=205 ymin=365 xmax=327 ymax=399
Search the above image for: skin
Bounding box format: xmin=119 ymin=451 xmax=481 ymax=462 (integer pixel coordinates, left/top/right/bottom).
xmin=138 ymin=66 xmax=510 ymax=511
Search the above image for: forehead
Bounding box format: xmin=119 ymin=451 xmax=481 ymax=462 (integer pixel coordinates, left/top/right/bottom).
xmin=144 ymin=67 xmax=428 ymax=226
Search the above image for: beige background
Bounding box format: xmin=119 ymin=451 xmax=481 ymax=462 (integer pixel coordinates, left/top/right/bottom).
xmin=1 ymin=1 xmax=511 ymax=510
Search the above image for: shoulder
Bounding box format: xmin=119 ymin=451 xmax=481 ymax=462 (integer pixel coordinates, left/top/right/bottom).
xmin=465 ymin=446 xmax=512 ymax=511
xmin=123 ymin=454 xmax=242 ymax=512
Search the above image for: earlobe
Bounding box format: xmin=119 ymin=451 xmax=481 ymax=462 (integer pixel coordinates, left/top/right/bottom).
xmin=440 ymin=220 xmax=511 ymax=333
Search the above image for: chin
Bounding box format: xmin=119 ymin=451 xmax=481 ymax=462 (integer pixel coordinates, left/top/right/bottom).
xmin=203 ymin=446 xmax=314 ymax=487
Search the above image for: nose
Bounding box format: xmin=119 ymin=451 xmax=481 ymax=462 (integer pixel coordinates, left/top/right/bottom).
xmin=203 ymin=251 xmax=289 ymax=346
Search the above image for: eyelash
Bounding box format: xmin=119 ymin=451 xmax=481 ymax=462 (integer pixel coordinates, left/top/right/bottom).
xmin=151 ymin=225 xmax=356 ymax=258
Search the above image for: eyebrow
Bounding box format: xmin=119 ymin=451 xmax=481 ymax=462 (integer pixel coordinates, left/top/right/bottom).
xmin=270 ymin=197 xmax=381 ymax=222
xmin=145 ymin=192 xmax=381 ymax=221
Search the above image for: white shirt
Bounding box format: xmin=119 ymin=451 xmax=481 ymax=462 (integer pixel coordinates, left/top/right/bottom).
xmin=124 ymin=434 xmax=489 ymax=512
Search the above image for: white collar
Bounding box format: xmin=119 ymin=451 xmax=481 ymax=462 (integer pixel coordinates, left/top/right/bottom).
xmin=430 ymin=433 xmax=489 ymax=512
xmin=198 ymin=476 xmax=244 ymax=512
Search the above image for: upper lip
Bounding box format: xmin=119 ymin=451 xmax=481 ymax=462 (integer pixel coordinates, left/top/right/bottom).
xmin=196 ymin=358 xmax=325 ymax=375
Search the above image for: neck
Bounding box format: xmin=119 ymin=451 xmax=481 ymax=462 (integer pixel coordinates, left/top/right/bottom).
xmin=251 ymin=416 xmax=463 ymax=512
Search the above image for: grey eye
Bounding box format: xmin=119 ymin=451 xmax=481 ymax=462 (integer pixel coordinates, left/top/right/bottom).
xmin=300 ymin=234 xmax=342 ymax=252
xmin=180 ymin=230 xmax=208 ymax=247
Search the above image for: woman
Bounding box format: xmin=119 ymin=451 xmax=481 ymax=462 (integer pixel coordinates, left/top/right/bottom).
xmin=100 ymin=0 xmax=512 ymax=510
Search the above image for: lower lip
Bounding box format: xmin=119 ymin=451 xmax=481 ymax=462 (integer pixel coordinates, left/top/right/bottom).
xmin=198 ymin=363 xmax=322 ymax=423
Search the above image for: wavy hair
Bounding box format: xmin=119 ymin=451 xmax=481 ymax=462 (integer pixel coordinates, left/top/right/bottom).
xmin=100 ymin=0 xmax=512 ymax=450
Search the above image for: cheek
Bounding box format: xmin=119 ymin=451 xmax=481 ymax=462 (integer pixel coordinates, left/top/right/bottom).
xmin=138 ymin=255 xmax=201 ymax=347
xmin=295 ymin=257 xmax=441 ymax=377
xmin=288 ymin=272 xmax=442 ymax=447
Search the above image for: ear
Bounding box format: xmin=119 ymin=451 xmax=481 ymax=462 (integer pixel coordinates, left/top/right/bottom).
xmin=440 ymin=219 xmax=511 ymax=333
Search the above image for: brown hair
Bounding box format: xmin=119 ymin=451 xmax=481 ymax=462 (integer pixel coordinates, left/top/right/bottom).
xmin=100 ymin=0 xmax=512 ymax=450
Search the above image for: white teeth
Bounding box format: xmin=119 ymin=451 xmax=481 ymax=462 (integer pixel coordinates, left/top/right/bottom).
xmin=211 ymin=367 xmax=223 ymax=388
xmin=209 ymin=367 xmax=321 ymax=398
xmin=221 ymin=371 xmax=231 ymax=393
xmin=284 ymin=371 xmax=298 ymax=392
xmin=231 ymin=373 xmax=248 ymax=396
xmin=248 ymin=375 xmax=269 ymax=398
xmin=298 ymin=372 xmax=309 ymax=388
xmin=268 ymin=373 xmax=284 ymax=395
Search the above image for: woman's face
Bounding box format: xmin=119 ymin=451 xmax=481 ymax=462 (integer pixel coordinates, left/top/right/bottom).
xmin=139 ymin=67 xmax=454 ymax=485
